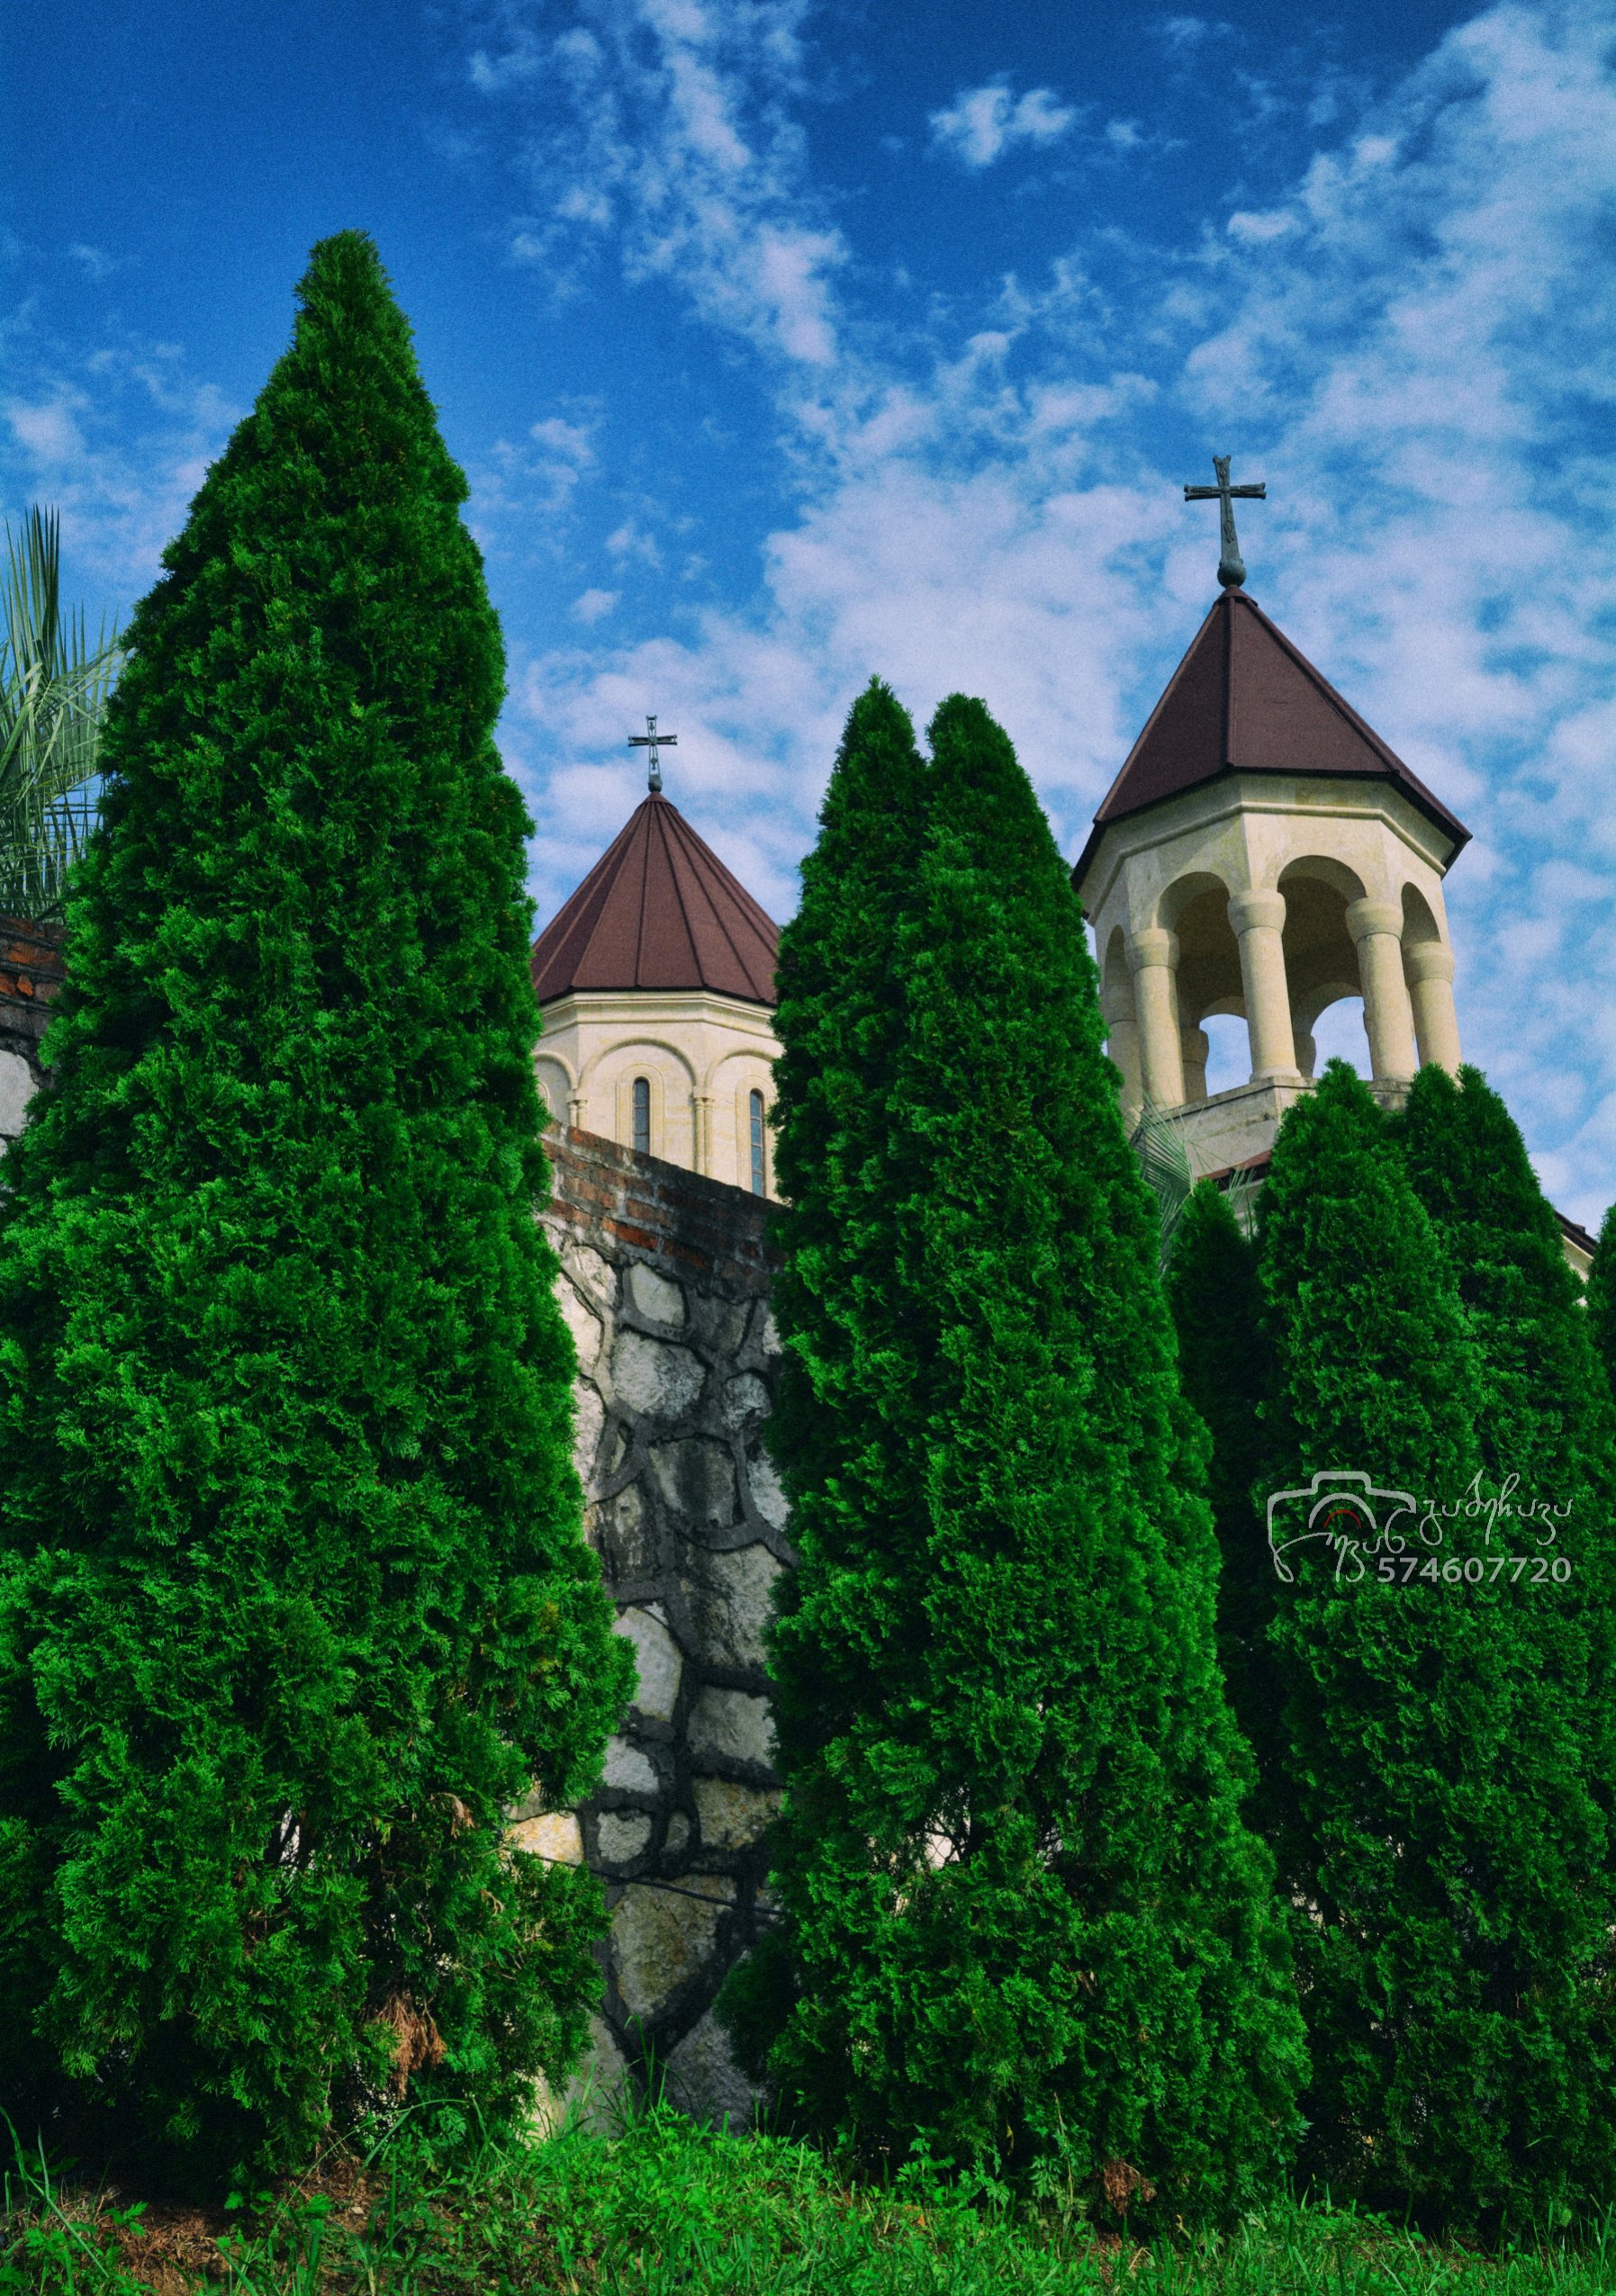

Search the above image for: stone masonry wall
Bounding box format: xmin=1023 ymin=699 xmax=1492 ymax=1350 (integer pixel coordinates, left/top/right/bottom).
xmin=528 ymin=1124 xmax=789 ymax=2130
xmin=0 ymin=917 xmax=67 ymax=1144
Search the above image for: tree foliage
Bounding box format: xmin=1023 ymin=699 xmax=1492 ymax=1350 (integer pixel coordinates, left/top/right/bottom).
xmin=1587 ymin=1205 xmax=1616 ymax=1411
xmin=1253 ymin=1062 xmax=1611 ymax=2228
xmin=0 ymin=233 xmax=630 ymax=2189
xmin=1162 ymin=1180 xmax=1271 ymax=1761
xmin=725 ymin=686 xmax=1304 ymax=2222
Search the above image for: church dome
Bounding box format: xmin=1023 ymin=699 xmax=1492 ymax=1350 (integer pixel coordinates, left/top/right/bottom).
xmin=530 ymin=792 xmax=779 ymax=1008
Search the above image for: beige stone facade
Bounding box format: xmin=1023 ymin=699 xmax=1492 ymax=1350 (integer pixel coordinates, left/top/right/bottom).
xmin=534 ymin=988 xmax=781 ymax=1198
xmin=1079 ymin=770 xmax=1465 ymax=1175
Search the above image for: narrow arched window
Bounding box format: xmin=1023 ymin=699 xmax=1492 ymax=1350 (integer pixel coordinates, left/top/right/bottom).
xmin=632 ymin=1076 xmax=651 ymax=1156
xmin=749 ymin=1089 xmax=766 ymax=1196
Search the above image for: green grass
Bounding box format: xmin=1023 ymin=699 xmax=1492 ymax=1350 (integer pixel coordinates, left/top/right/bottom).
xmin=5 ymin=2099 xmax=1613 ymax=2295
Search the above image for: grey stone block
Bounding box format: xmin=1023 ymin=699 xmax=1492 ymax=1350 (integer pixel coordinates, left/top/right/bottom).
xmin=612 ymin=1330 xmax=706 ymax=1419
xmin=649 ymin=1436 xmax=739 ymax=1528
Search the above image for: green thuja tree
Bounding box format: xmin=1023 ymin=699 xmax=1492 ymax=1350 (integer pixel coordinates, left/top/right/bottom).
xmin=1395 ymin=1064 xmax=1615 ymax=1513
xmin=0 ymin=232 xmax=631 ymax=2189
xmin=1162 ymin=1180 xmax=1271 ymax=1761
xmin=1393 ymin=1065 xmax=1616 ymax=2205
xmin=1588 ymin=1205 xmax=1616 ymax=1407
xmin=716 ymin=677 xmax=934 ymax=2072
xmin=726 ymin=690 xmax=1305 ymax=2221
xmin=1255 ymin=1061 xmax=1608 ymax=2228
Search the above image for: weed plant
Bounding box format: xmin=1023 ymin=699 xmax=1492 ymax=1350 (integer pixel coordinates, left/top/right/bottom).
xmin=5 ymin=2097 xmax=1614 ymax=2295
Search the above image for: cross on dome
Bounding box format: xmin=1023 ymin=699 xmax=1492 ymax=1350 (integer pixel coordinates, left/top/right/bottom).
xmin=628 ymin=714 xmax=677 ymax=795
xmin=1183 ymin=455 xmax=1267 ymax=590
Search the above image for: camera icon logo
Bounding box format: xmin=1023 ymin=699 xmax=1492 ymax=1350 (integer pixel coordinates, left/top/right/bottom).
xmin=1266 ymin=1467 xmax=1421 ymax=1585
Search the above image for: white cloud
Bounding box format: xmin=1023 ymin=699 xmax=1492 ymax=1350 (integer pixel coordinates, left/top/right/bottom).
xmin=1226 ymin=208 xmax=1297 ymax=242
xmin=5 ymin=393 xmax=88 ymax=465
xmin=928 ymin=80 xmax=1078 ymax=170
xmin=529 ymin=414 xmax=594 ymax=465
xmin=473 ymin=0 xmax=847 ymax=368
xmin=606 ymin=518 xmax=661 ymax=566
xmin=571 ymin=586 xmax=619 ymax=622
xmin=67 ymin=244 xmax=115 ymax=281
xmin=1157 ymin=15 xmax=1232 ymax=52
xmin=498 ymin=0 xmax=1616 ymax=1221
xmin=0 ymin=319 xmax=237 ymax=607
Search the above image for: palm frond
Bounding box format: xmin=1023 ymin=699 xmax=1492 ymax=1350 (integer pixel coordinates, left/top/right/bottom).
xmin=1130 ymin=1099 xmax=1198 ymax=1274
xmin=0 ymin=507 xmax=121 ymax=919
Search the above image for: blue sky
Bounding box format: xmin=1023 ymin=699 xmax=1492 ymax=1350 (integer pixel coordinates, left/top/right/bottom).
xmin=5 ymin=0 xmax=1614 ymax=1220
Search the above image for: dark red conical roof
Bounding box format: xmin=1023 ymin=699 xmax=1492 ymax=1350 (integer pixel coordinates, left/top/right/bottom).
xmin=1073 ymin=588 xmax=1470 ymax=885
xmin=531 ymin=793 xmax=780 ymax=1006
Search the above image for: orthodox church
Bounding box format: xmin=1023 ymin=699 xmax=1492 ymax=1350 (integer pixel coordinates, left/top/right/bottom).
xmin=524 ymin=500 xmax=1594 ymax=1274
xmin=528 ymin=759 xmax=782 ymax=1198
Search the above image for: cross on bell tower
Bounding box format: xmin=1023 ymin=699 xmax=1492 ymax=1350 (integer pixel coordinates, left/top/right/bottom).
xmin=628 ymin=714 xmax=677 ymax=795
xmin=1183 ymin=455 xmax=1267 ymax=589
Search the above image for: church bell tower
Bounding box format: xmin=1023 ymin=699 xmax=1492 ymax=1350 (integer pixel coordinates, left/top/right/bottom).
xmin=1074 ymin=462 xmax=1470 ymax=1175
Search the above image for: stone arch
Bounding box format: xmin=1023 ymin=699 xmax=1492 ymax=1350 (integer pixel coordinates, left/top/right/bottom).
xmin=1401 ymin=881 xmax=1441 ymax=948
xmin=1277 ymin=854 xmax=1367 ymax=905
xmin=705 ymin=1045 xmax=778 ymax=1194
xmin=580 ymin=1036 xmax=699 ymax=1097
xmin=581 ymin=1037 xmax=699 ymax=1164
xmin=535 ymin=1048 xmax=576 ymax=1129
xmin=1155 ymin=868 xmax=1234 ymax=933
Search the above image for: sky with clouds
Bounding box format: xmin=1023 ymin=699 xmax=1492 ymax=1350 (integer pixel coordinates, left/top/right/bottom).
xmin=5 ymin=0 xmax=1614 ymax=1218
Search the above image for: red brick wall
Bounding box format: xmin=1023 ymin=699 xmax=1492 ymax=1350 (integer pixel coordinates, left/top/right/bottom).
xmin=0 ymin=916 xmax=68 ymax=1070
xmin=544 ymin=1123 xmax=776 ymax=1285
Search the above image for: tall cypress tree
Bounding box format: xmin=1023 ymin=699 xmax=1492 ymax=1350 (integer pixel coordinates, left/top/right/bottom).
xmin=1588 ymin=1206 xmax=1616 ymax=1408
xmin=727 ymin=690 xmax=1304 ymax=2219
xmin=1393 ymin=1065 xmax=1616 ymax=2207
xmin=1255 ymin=1062 xmax=1609 ymax=2228
xmin=0 ymin=234 xmax=631 ymax=2187
xmin=1162 ymin=1180 xmax=1271 ymax=1764
xmin=1395 ymin=1064 xmax=1614 ymax=1509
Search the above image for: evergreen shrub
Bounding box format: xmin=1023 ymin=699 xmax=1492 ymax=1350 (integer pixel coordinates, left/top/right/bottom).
xmin=0 ymin=233 xmax=631 ymax=2188
xmin=1587 ymin=1207 xmax=1616 ymax=1409
xmin=1161 ymin=1179 xmax=1271 ymax=1764
xmin=725 ymin=687 xmax=1305 ymax=2221
xmin=1254 ymin=1061 xmax=1609 ymax=2228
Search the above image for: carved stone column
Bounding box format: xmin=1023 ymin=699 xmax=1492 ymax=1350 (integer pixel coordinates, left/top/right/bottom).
xmin=568 ymin=1089 xmax=587 ymax=1131
xmin=1180 ymin=1024 xmax=1209 ymax=1104
xmin=1099 ymin=980 xmax=1144 ymax=1125
xmin=1127 ymin=929 xmax=1186 ymax=1110
xmin=1404 ymin=943 xmax=1461 ymax=1074
xmin=688 ymin=1088 xmax=711 ymax=1175
xmin=1227 ymin=889 xmax=1299 ymax=1081
xmin=1347 ymin=898 xmax=1419 ymax=1081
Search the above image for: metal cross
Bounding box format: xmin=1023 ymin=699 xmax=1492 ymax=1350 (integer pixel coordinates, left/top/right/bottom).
xmin=627 ymin=714 xmax=678 ymax=795
xmin=1183 ymin=455 xmax=1267 ymax=590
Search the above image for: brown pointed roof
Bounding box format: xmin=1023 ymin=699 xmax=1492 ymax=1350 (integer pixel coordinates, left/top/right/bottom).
xmin=1073 ymin=588 xmax=1470 ymax=885
xmin=531 ymin=793 xmax=780 ymax=1007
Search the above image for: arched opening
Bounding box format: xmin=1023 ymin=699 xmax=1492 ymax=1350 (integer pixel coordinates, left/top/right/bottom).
xmin=1162 ymin=875 xmax=1242 ymax=1103
xmin=1199 ymin=1011 xmax=1251 ymax=1097
xmin=1305 ymin=993 xmax=1370 ymax=1079
xmin=1278 ymin=860 xmax=1365 ymax=1081
xmin=632 ymin=1075 xmax=651 ymax=1156
xmin=748 ymin=1090 xmax=766 ymax=1196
